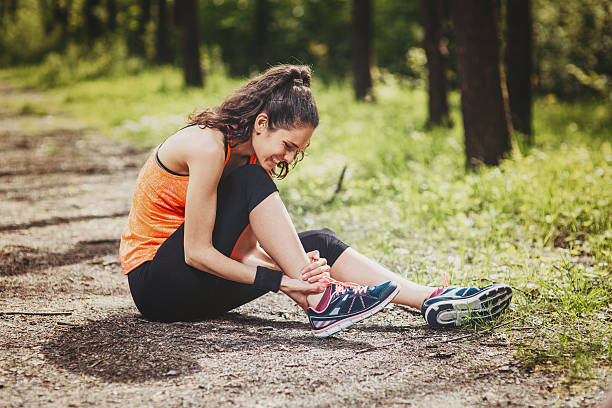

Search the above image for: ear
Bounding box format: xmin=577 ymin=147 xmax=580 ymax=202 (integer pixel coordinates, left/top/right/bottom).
xmin=254 ymin=113 xmax=268 ymax=134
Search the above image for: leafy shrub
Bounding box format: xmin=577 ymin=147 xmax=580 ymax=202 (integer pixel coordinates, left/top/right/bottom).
xmin=33 ymin=39 xmax=145 ymax=88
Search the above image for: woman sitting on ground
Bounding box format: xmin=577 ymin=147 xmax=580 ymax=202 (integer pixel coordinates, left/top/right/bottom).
xmin=119 ymin=64 xmax=512 ymax=337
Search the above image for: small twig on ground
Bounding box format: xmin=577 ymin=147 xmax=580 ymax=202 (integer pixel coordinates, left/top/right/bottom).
xmin=57 ymin=321 xmax=79 ymax=326
xmin=355 ymin=342 xmax=395 ymax=354
xmin=440 ymin=332 xmax=474 ymax=344
xmin=325 ymin=165 xmax=348 ymax=205
xmin=88 ymin=359 xmax=103 ymax=368
xmin=0 ymin=310 xmax=73 ymax=316
xmin=177 ymin=335 xmax=208 ymax=342
xmin=509 ymin=326 xmax=535 ymax=331
xmin=382 ymin=369 xmax=401 ymax=379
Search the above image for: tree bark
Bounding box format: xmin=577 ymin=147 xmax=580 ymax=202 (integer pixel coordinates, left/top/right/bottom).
xmin=52 ymin=0 xmax=71 ymax=46
xmin=155 ymin=0 xmax=173 ymax=64
xmin=140 ymin=0 xmax=151 ymax=47
xmin=505 ymin=0 xmax=533 ymax=143
xmin=178 ymin=0 xmax=203 ymax=87
xmin=107 ymin=0 xmax=117 ymax=32
xmin=131 ymin=0 xmax=151 ymax=55
xmin=251 ymin=0 xmax=269 ymax=72
xmin=351 ymin=0 xmax=374 ymax=101
xmin=421 ymin=0 xmax=450 ymax=127
xmin=8 ymin=0 xmax=18 ymax=18
xmin=38 ymin=0 xmax=52 ymax=34
xmin=450 ymin=0 xmax=513 ymax=168
xmin=38 ymin=0 xmax=70 ymax=41
xmin=83 ymin=0 xmax=103 ymax=43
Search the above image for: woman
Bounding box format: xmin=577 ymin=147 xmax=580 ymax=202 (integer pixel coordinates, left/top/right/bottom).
xmin=119 ymin=64 xmax=512 ymax=337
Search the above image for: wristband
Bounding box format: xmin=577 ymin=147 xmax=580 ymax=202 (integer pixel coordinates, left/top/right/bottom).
xmin=254 ymin=266 xmax=283 ymax=292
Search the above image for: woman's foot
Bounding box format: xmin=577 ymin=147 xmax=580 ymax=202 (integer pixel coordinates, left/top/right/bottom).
xmin=307 ymin=279 xmax=399 ymax=337
xmin=421 ymin=283 xmax=513 ymax=329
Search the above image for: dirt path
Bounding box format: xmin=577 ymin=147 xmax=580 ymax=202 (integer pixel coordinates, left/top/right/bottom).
xmin=0 ymin=81 xmax=606 ymax=407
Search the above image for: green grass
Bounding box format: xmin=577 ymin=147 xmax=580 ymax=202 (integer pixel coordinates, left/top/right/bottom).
xmin=1 ymin=64 xmax=610 ymax=384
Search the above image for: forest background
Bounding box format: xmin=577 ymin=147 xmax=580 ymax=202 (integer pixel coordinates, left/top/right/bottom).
xmin=0 ymin=0 xmax=610 ymax=396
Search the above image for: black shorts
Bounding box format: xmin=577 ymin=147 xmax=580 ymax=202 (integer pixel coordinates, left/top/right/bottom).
xmin=127 ymin=164 xmax=349 ymax=322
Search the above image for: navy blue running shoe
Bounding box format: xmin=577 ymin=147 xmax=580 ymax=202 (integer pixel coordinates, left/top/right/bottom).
xmin=307 ymin=279 xmax=399 ymax=338
xmin=421 ymin=283 xmax=512 ymax=329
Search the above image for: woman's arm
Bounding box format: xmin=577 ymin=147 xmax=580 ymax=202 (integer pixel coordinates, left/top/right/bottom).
xmin=181 ymin=128 xmax=259 ymax=284
xmin=179 ymin=128 xmax=328 ymax=295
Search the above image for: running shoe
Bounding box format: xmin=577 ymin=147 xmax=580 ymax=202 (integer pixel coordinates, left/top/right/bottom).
xmin=421 ymin=283 xmax=512 ymax=329
xmin=307 ymin=279 xmax=399 ymax=338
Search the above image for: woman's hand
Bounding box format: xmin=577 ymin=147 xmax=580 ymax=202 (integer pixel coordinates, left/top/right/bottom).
xmin=279 ymin=275 xmax=327 ymax=311
xmin=280 ymin=251 xmax=331 ymax=310
xmin=302 ymin=250 xmax=331 ymax=283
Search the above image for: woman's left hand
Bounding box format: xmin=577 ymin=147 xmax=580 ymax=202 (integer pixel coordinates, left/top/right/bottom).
xmin=279 ymin=275 xmax=327 ymax=311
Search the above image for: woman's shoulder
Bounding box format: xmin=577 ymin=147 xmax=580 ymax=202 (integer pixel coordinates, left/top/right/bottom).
xmin=158 ymin=125 xmax=226 ymax=175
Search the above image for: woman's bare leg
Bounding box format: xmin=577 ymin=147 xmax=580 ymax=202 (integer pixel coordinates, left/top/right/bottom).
xmin=249 ymin=192 xmax=435 ymax=310
xmin=330 ymin=248 xmax=436 ymax=310
xmin=249 ymin=192 xmax=323 ymax=307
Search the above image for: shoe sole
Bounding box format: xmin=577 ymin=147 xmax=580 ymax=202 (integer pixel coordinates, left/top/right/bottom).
xmin=312 ymin=285 xmax=400 ymax=338
xmin=424 ymin=284 xmax=513 ymax=329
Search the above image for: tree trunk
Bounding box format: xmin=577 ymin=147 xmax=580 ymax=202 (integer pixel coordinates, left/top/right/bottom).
xmin=421 ymin=0 xmax=450 ymax=127
xmin=107 ymin=0 xmax=117 ymax=32
xmin=505 ymin=0 xmax=533 ymax=143
xmin=178 ymin=0 xmax=203 ymax=87
xmin=52 ymin=0 xmax=71 ymax=46
xmin=38 ymin=0 xmax=53 ymax=34
xmin=155 ymin=0 xmax=173 ymax=64
xmin=8 ymin=0 xmax=18 ymax=18
xmin=38 ymin=0 xmax=70 ymax=41
xmin=83 ymin=0 xmax=103 ymax=43
xmin=450 ymin=0 xmax=513 ymax=168
xmin=251 ymin=0 xmax=269 ymax=72
xmin=0 ymin=0 xmax=17 ymax=20
xmin=131 ymin=0 xmax=151 ymax=55
xmin=140 ymin=0 xmax=151 ymax=46
xmin=351 ymin=0 xmax=374 ymax=101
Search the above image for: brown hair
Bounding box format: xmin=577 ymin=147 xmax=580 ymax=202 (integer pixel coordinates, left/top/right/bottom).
xmin=188 ymin=64 xmax=319 ymax=178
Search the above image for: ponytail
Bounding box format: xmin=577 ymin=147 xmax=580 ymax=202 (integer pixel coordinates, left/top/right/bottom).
xmin=188 ymin=64 xmax=319 ymax=178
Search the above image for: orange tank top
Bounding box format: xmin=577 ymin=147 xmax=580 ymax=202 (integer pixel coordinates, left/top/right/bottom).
xmin=119 ymin=138 xmax=256 ymax=274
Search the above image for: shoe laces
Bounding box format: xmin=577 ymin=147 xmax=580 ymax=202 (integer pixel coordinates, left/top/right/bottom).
xmin=319 ymin=276 xmax=368 ymax=296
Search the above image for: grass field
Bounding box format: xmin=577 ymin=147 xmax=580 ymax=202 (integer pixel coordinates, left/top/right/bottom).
xmin=1 ymin=64 xmax=610 ymax=384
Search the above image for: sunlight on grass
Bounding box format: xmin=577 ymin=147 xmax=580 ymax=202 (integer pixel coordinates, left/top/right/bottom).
xmin=1 ymin=65 xmax=610 ymax=383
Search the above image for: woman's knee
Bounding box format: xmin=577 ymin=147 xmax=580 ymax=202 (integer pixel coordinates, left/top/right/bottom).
xmin=227 ymin=164 xmax=271 ymax=190
xmin=298 ymin=228 xmax=349 ymax=266
xmin=303 ymin=227 xmax=342 ymax=242
xmin=221 ymin=164 xmax=278 ymax=212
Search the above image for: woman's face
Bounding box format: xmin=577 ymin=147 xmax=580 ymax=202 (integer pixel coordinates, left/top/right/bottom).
xmin=251 ymin=114 xmax=313 ymax=172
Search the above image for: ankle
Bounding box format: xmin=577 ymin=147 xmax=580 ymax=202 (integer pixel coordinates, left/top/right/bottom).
xmin=307 ymin=293 xmax=324 ymax=308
